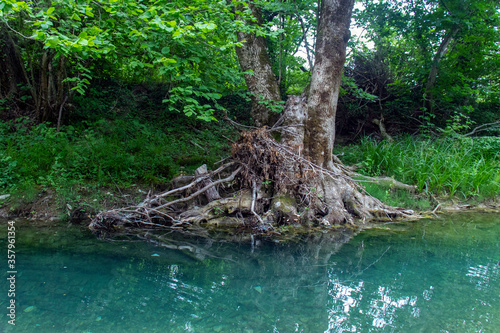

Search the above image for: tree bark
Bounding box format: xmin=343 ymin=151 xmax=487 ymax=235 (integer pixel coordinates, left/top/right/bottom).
xmin=424 ymin=26 xmax=460 ymax=114
xmin=304 ymin=0 xmax=354 ymax=169
xmin=234 ymin=2 xmax=281 ymax=127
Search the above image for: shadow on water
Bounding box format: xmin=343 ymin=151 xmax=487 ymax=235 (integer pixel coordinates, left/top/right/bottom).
xmin=0 ymin=213 xmax=499 ymax=332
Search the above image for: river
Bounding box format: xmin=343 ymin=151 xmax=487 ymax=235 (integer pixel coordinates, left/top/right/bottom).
xmin=1 ymin=213 xmax=498 ymax=332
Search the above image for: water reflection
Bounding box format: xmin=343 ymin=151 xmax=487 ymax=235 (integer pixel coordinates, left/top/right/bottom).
xmin=0 ymin=213 xmax=499 ymax=332
xmin=323 ymin=213 xmax=500 ymax=333
xmin=467 ymin=262 xmax=499 ymax=291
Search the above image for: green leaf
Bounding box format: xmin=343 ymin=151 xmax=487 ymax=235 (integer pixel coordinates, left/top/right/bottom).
xmin=85 ymin=7 xmax=94 ymax=17
xmin=46 ymin=7 xmax=55 ymax=15
xmin=70 ymin=13 xmax=81 ymax=21
xmin=46 ymin=36 xmax=59 ymax=47
xmin=160 ymin=57 xmax=177 ymax=65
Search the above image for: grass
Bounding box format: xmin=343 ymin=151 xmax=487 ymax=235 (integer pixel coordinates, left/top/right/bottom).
xmin=0 ymin=116 xmax=237 ymax=217
xmin=335 ymin=135 xmax=500 ymax=207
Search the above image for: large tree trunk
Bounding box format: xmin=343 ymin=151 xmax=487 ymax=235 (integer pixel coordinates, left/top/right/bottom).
xmin=304 ymin=0 xmax=354 ymax=169
xmin=279 ymin=0 xmax=410 ymax=225
xmin=235 ymin=2 xmax=281 ymax=127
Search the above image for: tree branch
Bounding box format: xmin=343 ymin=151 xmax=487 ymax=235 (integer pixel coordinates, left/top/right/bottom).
xmin=465 ymin=121 xmax=500 ymax=137
xmin=154 ymin=166 xmax=243 ymax=211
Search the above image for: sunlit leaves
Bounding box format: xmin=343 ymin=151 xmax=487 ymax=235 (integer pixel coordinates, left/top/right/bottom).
xmin=2 ymin=0 xmax=266 ymax=119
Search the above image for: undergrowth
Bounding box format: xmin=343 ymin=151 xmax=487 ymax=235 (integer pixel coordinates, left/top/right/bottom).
xmin=336 ymin=136 xmax=500 ymax=206
xmin=0 ymin=117 xmax=236 ymax=215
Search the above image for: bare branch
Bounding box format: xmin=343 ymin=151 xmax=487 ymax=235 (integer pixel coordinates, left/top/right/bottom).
xmin=465 ymin=121 xmax=500 ymax=137
xmin=154 ymin=166 xmax=243 ymax=211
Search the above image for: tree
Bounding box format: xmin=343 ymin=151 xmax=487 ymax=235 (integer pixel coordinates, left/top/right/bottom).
xmin=0 ymin=0 xmax=258 ymax=123
xmin=354 ymin=0 xmax=500 ymax=131
xmin=232 ymin=0 xmax=410 ymax=225
xmin=234 ymin=2 xmax=281 ymax=127
xmin=89 ymin=0 xmax=412 ymax=234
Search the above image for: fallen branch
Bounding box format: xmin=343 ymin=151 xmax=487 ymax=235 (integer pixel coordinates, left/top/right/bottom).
xmin=154 ymin=166 xmax=242 ymax=211
xmin=139 ymin=162 xmax=235 ymax=206
xmin=465 ymin=121 xmax=500 ymax=137
xmin=90 ymin=164 xmax=242 ymax=234
xmin=353 ymin=174 xmax=418 ymax=193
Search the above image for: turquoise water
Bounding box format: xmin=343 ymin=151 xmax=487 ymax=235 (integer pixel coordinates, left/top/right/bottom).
xmin=1 ymin=213 xmax=499 ymax=332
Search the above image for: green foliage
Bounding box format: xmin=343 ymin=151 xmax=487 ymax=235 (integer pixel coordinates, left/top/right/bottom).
xmin=255 ymin=94 xmax=285 ymax=114
xmin=0 ymin=0 xmax=270 ymax=121
xmin=357 ymin=181 xmax=433 ymax=211
xmin=336 ymin=136 xmax=500 ymax=199
xmin=350 ymin=0 xmax=500 ymax=132
xmin=260 ymin=0 xmax=317 ymax=97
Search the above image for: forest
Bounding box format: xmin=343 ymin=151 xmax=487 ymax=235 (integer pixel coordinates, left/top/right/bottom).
xmin=0 ymin=0 xmax=499 ymax=229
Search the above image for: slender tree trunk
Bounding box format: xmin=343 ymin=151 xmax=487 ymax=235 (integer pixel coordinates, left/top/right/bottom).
xmin=234 ymin=2 xmax=281 ymax=127
xmin=39 ymin=51 xmax=50 ymax=122
xmin=0 ymin=28 xmax=35 ymax=112
xmin=424 ymin=26 xmax=460 ymax=113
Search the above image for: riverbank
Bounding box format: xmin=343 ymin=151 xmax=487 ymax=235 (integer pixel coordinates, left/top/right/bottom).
xmin=1 ymin=181 xmax=498 ymax=226
xmin=1 ymin=118 xmax=498 ymax=229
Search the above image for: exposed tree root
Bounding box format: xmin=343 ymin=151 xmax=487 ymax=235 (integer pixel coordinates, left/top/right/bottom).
xmin=89 ymin=129 xmax=416 ymax=237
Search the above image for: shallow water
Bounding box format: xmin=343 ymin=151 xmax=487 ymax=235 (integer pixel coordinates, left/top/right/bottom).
xmin=1 ymin=213 xmax=499 ymax=332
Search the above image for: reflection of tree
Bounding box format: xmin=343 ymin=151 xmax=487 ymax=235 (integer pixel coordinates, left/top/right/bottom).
xmin=66 ymin=228 xmax=356 ymax=332
xmin=325 ymin=274 xmax=422 ymax=332
xmin=13 ymin=214 xmax=500 ymax=332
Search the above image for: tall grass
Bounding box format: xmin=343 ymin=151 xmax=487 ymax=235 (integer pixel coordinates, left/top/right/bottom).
xmin=337 ymin=136 xmax=500 ymax=199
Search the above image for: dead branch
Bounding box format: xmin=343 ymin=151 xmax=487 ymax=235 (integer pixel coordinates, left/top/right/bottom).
xmin=140 ymin=162 xmax=235 ymax=206
xmin=154 ymin=166 xmax=242 ymax=211
xmin=465 ymin=121 xmax=500 ymax=137
xmin=353 ymin=174 xmax=418 ymax=193
xmin=90 ymin=163 xmax=242 ymax=234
